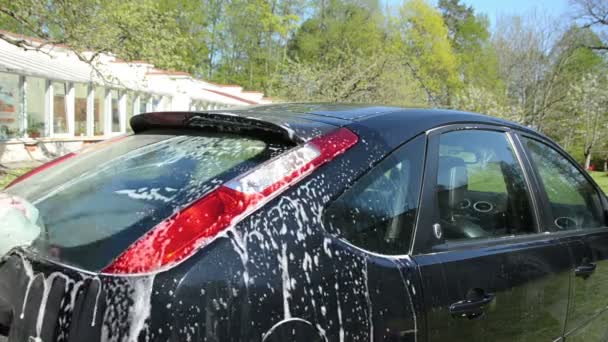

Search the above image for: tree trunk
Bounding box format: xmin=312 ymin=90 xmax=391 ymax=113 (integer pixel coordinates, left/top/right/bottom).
xmin=604 ymin=158 xmax=607 ymax=172
xmin=585 ymin=151 xmax=592 ymax=170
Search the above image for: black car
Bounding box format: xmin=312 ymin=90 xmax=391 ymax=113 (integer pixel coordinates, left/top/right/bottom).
xmin=1 ymin=104 xmax=608 ymax=342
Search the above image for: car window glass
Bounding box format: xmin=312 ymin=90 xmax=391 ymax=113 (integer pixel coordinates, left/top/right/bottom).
xmin=324 ymin=135 xmax=425 ymax=255
xmin=437 ymin=130 xmax=535 ymax=241
xmin=4 ymin=131 xmax=289 ymax=271
xmin=523 ymin=137 xmax=605 ymax=230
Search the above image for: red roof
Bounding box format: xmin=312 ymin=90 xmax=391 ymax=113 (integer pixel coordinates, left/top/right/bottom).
xmin=147 ymin=69 xmax=191 ymax=77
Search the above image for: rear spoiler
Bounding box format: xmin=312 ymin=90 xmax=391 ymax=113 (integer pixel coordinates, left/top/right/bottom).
xmin=130 ymin=112 xmax=305 ymax=144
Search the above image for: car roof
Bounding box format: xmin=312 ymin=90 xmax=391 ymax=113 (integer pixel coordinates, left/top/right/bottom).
xmin=225 ymin=103 xmax=539 ymax=146
xmin=232 ymin=103 xmax=403 ymax=121
xmin=132 ymin=103 xmax=540 ymax=149
xmin=229 ymin=103 xmax=532 ymax=130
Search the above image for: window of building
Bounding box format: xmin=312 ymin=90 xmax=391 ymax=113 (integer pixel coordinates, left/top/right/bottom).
xmin=25 ymin=77 xmax=46 ymax=138
xmin=52 ymin=82 xmax=69 ymax=135
xmin=94 ymin=86 xmax=105 ymax=136
xmin=323 ymin=135 xmax=426 ymax=255
xmin=436 ymin=130 xmax=535 ymax=240
xmin=152 ymin=96 xmax=161 ymax=111
xmin=74 ymin=83 xmax=88 ymax=136
xmin=110 ymin=89 xmax=120 ymax=132
xmin=139 ymin=94 xmax=150 ymax=114
xmin=163 ymin=96 xmax=172 ymax=111
xmin=0 ymin=72 xmax=21 ymax=139
xmin=523 ymin=137 xmax=606 ymax=230
xmin=126 ymin=92 xmax=134 ymax=132
xmin=195 ymin=101 xmax=210 ymax=111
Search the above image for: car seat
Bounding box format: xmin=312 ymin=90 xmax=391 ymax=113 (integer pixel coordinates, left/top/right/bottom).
xmin=437 ymin=156 xmax=489 ymax=240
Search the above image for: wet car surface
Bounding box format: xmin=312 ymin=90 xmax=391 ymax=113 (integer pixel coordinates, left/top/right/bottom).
xmin=1 ymin=104 xmax=608 ymax=341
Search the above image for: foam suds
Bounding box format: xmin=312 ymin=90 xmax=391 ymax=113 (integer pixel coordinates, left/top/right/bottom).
xmin=126 ymin=275 xmax=156 ymax=342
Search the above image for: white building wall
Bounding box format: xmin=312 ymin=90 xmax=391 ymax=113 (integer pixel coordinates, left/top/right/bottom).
xmin=171 ymin=94 xmax=191 ymax=111
xmin=0 ymin=32 xmax=270 ymax=164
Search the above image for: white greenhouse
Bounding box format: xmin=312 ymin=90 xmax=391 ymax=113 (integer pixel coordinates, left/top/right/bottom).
xmin=0 ymin=31 xmax=270 ymax=164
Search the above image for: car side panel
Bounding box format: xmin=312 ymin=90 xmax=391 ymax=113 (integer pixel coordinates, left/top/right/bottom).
xmin=514 ymin=132 xmax=608 ymax=339
xmin=562 ymin=230 xmax=608 ymax=340
xmin=413 ymin=126 xmax=573 ymax=341
xmin=416 ymin=237 xmax=572 ymax=341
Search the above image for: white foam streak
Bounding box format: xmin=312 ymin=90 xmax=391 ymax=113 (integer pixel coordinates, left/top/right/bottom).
xmin=362 ymin=259 xmax=374 ymax=340
xmin=278 ymin=243 xmax=292 ymax=319
xmin=126 ymin=275 xmax=156 ymax=342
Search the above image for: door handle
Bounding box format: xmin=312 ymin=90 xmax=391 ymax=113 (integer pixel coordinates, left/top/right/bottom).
xmin=449 ymin=292 xmax=495 ymax=319
xmin=575 ymin=263 xmax=597 ymax=278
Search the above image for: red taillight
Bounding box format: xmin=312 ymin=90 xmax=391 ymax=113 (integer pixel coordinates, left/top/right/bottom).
xmin=103 ymin=127 xmax=359 ymax=274
xmin=5 ymin=153 xmax=76 ymax=188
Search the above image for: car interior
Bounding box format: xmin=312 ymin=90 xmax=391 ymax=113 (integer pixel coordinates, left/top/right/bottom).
xmin=524 ymin=138 xmax=606 ymax=231
xmin=325 ymin=154 xmax=421 ymax=254
xmin=436 ymin=144 xmax=534 ymax=241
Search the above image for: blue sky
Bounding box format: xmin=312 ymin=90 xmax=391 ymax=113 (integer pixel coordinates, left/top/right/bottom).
xmin=456 ymin=0 xmax=570 ymax=21
xmin=384 ymin=0 xmax=571 ymax=26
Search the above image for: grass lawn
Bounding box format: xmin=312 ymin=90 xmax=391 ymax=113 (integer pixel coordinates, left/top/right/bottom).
xmin=0 ymin=168 xmax=32 ymax=189
xmin=590 ymin=171 xmax=608 ymax=194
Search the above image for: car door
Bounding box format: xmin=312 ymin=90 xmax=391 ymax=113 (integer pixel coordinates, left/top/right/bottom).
xmin=412 ymin=126 xmax=573 ymax=341
xmin=323 ymin=134 xmax=427 ymax=341
xmin=519 ymin=135 xmax=608 ymax=341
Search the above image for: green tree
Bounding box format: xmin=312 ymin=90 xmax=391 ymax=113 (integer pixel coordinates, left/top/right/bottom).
xmin=438 ymin=0 xmax=502 ymax=93
xmin=212 ymin=0 xmax=301 ymax=91
xmin=276 ymin=0 xmax=393 ymax=102
xmin=288 ymin=0 xmax=385 ymax=63
xmin=568 ymin=74 xmax=608 ymax=168
xmin=275 ymin=48 xmax=389 ymax=102
xmin=572 ymin=0 xmax=608 ymax=52
xmin=157 ymin=0 xmax=212 ymax=76
xmin=0 ymin=0 xmax=189 ymax=72
xmin=394 ymin=0 xmax=461 ymax=105
xmin=535 ymin=26 xmax=605 ymax=136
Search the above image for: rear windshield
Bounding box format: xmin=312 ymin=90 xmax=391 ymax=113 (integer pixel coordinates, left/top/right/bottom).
xmin=3 ymin=130 xmax=289 ymax=271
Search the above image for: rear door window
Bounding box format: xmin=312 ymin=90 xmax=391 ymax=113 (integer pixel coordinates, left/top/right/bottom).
xmin=4 ymin=130 xmax=289 ymax=270
xmin=522 ymin=137 xmax=606 ymax=230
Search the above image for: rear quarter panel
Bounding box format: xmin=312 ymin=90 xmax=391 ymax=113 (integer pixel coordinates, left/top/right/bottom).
xmin=163 ymin=125 xmax=423 ymax=341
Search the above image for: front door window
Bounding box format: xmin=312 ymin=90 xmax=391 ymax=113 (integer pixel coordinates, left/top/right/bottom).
xmin=436 ymin=130 xmax=535 ymax=240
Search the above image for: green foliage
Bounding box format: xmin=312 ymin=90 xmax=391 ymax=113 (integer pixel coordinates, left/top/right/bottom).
xmin=395 ymin=0 xmax=461 ymax=104
xmin=211 ymin=0 xmax=302 ymax=91
xmin=1 ymin=0 xmax=608 ymax=165
xmin=288 ymin=0 xmax=384 ymax=62
xmin=274 ymin=49 xmax=389 ymax=103
xmin=0 ymin=0 xmax=189 ymax=71
xmin=590 ymin=171 xmax=608 ymax=194
xmin=156 ymin=0 xmax=211 ymax=75
xmin=105 ymin=0 xmax=190 ymax=71
xmin=439 ymin=0 xmax=502 ymax=95
xmin=0 ymin=168 xmax=30 ymax=189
